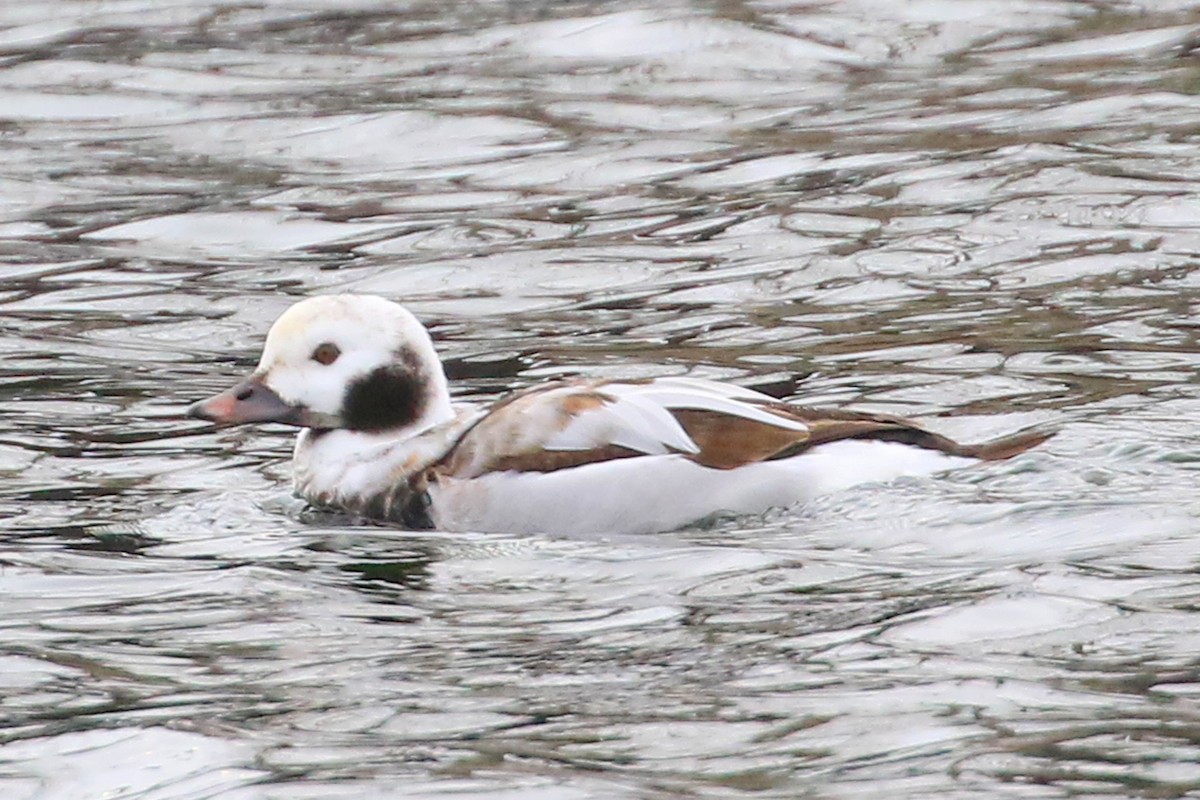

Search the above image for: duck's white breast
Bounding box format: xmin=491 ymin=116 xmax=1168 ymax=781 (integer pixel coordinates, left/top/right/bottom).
xmin=428 ymin=439 xmax=974 ymax=535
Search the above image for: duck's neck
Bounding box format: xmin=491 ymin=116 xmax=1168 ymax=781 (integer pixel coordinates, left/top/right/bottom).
xmin=418 ymin=371 xmax=456 ymax=433
xmin=293 ymin=377 xmax=457 ymax=505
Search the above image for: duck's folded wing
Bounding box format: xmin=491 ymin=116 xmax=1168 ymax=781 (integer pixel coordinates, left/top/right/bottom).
xmin=438 ymin=378 xmax=813 ymax=477
xmin=436 ymin=377 xmax=1050 ymax=479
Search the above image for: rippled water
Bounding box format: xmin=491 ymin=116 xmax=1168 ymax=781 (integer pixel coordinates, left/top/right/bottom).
xmin=5 ymin=1 xmax=1200 ymax=797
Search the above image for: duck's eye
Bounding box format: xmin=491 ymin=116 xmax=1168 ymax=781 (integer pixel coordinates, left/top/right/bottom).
xmin=311 ymin=342 xmax=340 ymax=366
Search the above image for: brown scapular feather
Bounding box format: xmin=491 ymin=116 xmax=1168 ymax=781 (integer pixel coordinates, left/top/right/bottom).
xmin=441 ymin=384 xmax=1053 ymax=478
xmin=671 ymin=403 xmax=1052 ymax=470
xmin=670 ymin=408 xmax=810 ymax=469
xmin=480 ymin=445 xmax=643 ymax=474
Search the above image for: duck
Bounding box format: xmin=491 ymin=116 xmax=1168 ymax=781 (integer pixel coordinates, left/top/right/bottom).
xmin=188 ymin=294 xmax=1052 ymax=535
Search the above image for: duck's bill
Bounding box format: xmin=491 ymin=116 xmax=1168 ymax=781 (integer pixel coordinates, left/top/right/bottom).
xmin=188 ymin=376 xmax=336 ymax=428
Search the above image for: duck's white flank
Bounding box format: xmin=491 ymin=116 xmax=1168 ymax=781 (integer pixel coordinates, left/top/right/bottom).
xmin=188 ymin=294 xmax=1051 ymax=535
xmin=430 ymin=441 xmax=972 ymax=535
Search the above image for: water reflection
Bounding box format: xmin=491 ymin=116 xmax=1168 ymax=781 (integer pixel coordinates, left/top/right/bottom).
xmin=3 ymin=0 xmax=1200 ymax=797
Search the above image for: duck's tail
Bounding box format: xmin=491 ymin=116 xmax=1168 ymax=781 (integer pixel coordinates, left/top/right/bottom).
xmin=956 ymin=429 xmax=1055 ymax=461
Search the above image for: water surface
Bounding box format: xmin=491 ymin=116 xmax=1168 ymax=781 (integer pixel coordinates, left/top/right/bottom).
xmin=4 ymin=1 xmax=1200 ymax=797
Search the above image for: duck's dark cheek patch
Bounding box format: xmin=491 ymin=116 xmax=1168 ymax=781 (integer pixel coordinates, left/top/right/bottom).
xmin=342 ymin=367 xmax=426 ymax=432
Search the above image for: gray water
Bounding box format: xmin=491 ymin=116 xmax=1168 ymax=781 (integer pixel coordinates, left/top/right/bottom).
xmin=4 ymin=1 xmax=1200 ymax=798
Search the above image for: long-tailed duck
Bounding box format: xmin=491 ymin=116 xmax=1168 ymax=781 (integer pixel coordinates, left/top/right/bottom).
xmin=189 ymin=295 xmax=1051 ymax=535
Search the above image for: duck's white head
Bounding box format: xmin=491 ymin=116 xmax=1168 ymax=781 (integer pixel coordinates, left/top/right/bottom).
xmin=189 ymin=295 xmax=453 ymax=435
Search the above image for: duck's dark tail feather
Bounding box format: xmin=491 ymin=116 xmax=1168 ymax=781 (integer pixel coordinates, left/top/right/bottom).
xmin=957 ymin=429 xmax=1055 ymax=461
